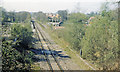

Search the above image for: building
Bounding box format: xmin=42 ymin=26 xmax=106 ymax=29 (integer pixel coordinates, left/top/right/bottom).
xmin=46 ymin=13 xmax=62 ymax=26
xmin=88 ymin=17 xmax=95 ymax=24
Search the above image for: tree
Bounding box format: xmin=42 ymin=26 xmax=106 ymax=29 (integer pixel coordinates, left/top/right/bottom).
xmin=61 ymin=13 xmax=87 ymax=50
xmin=15 ymin=11 xmax=31 ymax=23
xmin=67 ymin=13 xmax=88 ymax=24
xmin=57 ymin=10 xmax=68 ymax=22
xmin=1 ymin=8 xmax=9 ymax=25
xmin=11 ymin=24 xmax=33 ymax=48
xmin=7 ymin=11 xmax=16 ymax=22
xmin=2 ymin=24 xmax=34 ymax=70
xmin=32 ymin=11 xmax=48 ymax=23
xmin=81 ymin=12 xmax=118 ymax=69
xmin=87 ymin=11 xmax=98 ymax=18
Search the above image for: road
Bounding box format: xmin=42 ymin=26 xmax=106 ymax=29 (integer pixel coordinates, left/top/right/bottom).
xmin=31 ymin=22 xmax=81 ymax=70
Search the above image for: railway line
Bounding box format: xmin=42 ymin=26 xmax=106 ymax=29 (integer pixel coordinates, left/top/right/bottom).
xmin=34 ymin=22 xmax=64 ymax=71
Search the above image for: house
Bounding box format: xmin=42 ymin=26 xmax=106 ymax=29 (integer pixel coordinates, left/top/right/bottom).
xmin=88 ymin=17 xmax=95 ymax=24
xmin=46 ymin=13 xmax=62 ymax=26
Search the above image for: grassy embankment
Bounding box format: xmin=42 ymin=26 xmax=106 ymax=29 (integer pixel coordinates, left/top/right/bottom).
xmin=38 ymin=22 xmax=98 ymax=70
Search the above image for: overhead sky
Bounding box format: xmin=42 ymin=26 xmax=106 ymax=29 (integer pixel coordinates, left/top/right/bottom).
xmin=2 ymin=0 xmax=119 ymax=13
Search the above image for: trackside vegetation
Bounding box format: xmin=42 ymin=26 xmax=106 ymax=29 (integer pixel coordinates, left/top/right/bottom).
xmin=2 ymin=24 xmax=35 ymax=70
xmin=1 ymin=7 xmax=35 ymax=70
xmin=36 ymin=2 xmax=119 ymax=70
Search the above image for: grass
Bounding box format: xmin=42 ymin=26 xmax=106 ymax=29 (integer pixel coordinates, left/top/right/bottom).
xmin=31 ymin=64 xmax=41 ymax=70
xmin=38 ymin=23 xmax=96 ymax=70
xmin=49 ymin=34 xmax=92 ymax=70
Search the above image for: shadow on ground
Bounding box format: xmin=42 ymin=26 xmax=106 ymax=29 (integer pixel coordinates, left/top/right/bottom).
xmin=30 ymin=47 xmax=71 ymax=62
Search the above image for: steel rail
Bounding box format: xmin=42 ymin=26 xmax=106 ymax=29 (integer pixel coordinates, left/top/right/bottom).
xmin=35 ymin=23 xmax=64 ymax=72
xmin=34 ymin=23 xmax=53 ymax=71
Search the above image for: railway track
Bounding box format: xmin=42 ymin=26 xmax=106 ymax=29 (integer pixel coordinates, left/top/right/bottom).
xmin=34 ymin=22 xmax=64 ymax=71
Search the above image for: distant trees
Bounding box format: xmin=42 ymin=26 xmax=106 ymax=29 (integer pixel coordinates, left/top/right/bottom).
xmin=87 ymin=12 xmax=99 ymax=18
xmin=32 ymin=10 xmax=68 ymax=23
xmin=32 ymin=11 xmax=48 ymax=23
xmin=67 ymin=13 xmax=88 ymax=24
xmin=57 ymin=10 xmax=68 ymax=22
xmin=7 ymin=12 xmax=16 ymax=22
xmin=100 ymin=2 xmax=110 ymax=17
xmin=1 ymin=8 xmax=9 ymax=25
xmin=15 ymin=11 xmax=31 ymax=23
xmin=1 ymin=8 xmax=31 ymax=24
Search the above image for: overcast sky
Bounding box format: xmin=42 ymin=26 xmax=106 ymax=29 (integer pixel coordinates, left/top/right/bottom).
xmin=2 ymin=0 xmax=119 ymax=13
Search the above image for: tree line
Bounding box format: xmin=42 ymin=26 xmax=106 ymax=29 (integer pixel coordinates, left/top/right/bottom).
xmin=1 ymin=7 xmax=31 ymax=25
xmin=32 ymin=10 xmax=68 ymax=23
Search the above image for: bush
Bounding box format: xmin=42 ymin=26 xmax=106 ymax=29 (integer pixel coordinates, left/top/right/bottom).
xmin=2 ymin=24 xmax=34 ymax=70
